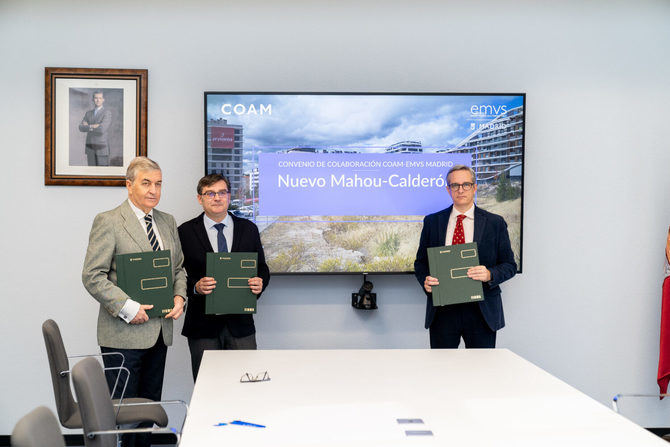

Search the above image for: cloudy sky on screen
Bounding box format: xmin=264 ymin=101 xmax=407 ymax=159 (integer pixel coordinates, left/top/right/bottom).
xmin=206 ymin=94 xmax=523 ymax=152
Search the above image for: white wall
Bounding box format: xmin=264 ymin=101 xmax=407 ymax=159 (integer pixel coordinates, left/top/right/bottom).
xmin=1 ymin=0 xmax=670 ymax=433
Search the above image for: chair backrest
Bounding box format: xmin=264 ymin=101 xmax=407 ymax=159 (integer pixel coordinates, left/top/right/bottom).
xmin=11 ymin=406 xmax=64 ymax=447
xmin=71 ymin=357 xmax=117 ymax=447
xmin=42 ymin=319 xmax=80 ymax=428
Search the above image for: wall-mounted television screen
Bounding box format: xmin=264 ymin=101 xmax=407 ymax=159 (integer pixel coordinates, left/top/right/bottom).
xmin=204 ymin=92 xmax=525 ymax=274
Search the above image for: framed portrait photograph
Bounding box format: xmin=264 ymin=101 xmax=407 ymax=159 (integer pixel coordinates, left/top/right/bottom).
xmin=44 ymin=67 xmax=147 ymax=186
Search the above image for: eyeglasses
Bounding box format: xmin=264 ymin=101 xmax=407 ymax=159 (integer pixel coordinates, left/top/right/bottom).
xmin=448 ymin=182 xmax=474 ymax=191
xmin=200 ymin=190 xmax=229 ymax=199
xmin=240 ymin=371 xmax=270 ymax=383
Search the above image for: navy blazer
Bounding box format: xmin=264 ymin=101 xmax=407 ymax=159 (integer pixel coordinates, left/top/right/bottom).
xmin=414 ymin=205 xmax=516 ymax=331
xmin=178 ymin=212 xmax=270 ymax=339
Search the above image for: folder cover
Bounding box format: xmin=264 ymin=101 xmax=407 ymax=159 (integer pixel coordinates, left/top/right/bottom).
xmin=115 ymin=250 xmax=174 ymax=318
xmin=205 ymin=252 xmax=257 ymax=315
xmin=427 ymin=242 xmax=484 ymax=306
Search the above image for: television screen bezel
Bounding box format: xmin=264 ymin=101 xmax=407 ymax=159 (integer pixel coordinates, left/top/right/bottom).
xmin=203 ymin=91 xmax=525 ymax=275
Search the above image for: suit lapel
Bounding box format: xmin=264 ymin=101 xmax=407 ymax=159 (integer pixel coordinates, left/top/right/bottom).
xmin=473 ymin=206 xmax=486 ymax=245
xmin=437 ymin=206 xmax=452 ymax=246
xmin=120 ymin=201 xmax=152 ymax=251
xmin=153 ymin=210 xmax=173 ymax=251
xmin=194 ymin=213 xmax=214 ymax=252
xmin=230 ymin=214 xmax=242 ymax=252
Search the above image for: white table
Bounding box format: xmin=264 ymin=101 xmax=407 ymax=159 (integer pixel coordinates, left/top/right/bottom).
xmin=179 ymin=349 xmax=666 ymax=446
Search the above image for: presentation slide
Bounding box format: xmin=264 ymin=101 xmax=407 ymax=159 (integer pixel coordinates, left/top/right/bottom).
xmin=205 ymin=93 xmax=525 ymax=274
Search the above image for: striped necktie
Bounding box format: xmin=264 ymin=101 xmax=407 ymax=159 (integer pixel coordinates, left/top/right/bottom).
xmin=144 ymin=214 xmax=161 ymax=251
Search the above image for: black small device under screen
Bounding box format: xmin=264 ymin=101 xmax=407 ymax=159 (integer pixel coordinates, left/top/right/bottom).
xmin=352 ymin=274 xmax=377 ymax=310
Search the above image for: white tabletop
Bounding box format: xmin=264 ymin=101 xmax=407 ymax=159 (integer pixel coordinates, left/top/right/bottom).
xmin=179 ymin=348 xmax=665 ymax=446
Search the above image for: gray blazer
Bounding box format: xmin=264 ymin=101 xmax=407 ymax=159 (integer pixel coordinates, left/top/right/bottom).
xmin=78 ymin=107 xmax=111 ymax=153
xmin=82 ymin=200 xmax=187 ymax=349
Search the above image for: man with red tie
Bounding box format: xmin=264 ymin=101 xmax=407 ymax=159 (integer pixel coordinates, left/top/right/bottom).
xmin=414 ymin=165 xmax=517 ymax=349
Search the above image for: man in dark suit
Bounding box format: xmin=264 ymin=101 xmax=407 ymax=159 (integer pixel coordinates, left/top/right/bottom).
xmin=414 ymin=165 xmax=516 ymax=349
xmin=178 ymin=174 xmax=270 ymax=380
xmin=78 ymin=90 xmax=112 ymax=166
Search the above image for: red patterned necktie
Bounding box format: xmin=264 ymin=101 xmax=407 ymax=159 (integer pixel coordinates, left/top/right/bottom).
xmin=451 ymin=214 xmax=466 ymax=245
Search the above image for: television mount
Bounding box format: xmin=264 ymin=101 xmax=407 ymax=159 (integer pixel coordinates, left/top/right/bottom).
xmin=352 ymin=273 xmax=377 ymax=310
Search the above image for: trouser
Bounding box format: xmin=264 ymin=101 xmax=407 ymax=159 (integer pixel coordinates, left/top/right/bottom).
xmin=187 ymin=325 xmax=256 ymax=381
xmin=86 ymin=143 xmax=109 ymax=166
xmin=101 ymin=332 xmax=167 ymax=447
xmin=429 ymin=302 xmax=496 ymax=349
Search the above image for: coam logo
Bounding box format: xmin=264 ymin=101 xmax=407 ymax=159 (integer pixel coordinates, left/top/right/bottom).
xmin=470 ymin=104 xmax=507 ymax=116
xmin=221 ymin=104 xmax=272 ymax=115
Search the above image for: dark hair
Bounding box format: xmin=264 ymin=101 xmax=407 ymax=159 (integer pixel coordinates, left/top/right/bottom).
xmin=92 ymin=90 xmax=104 ymax=97
xmin=197 ymin=174 xmax=230 ymax=194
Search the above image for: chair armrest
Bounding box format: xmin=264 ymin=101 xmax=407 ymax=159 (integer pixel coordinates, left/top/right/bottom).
xmin=114 ymin=400 xmax=189 ymax=434
xmin=64 ymin=352 xmax=126 ymax=397
xmin=87 ymin=426 xmax=180 ymax=443
xmin=102 ymin=365 xmax=131 ymax=418
xmin=114 ymin=400 xmax=188 ymax=411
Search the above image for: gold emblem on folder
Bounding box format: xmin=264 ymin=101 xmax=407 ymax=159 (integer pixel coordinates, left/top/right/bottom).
xmin=140 ymin=277 xmax=168 ymax=290
xmin=241 ymin=259 xmax=256 ymax=269
xmin=450 ymin=267 xmax=470 ymax=279
xmin=153 ymin=257 xmax=170 ymax=268
xmin=227 ymin=277 xmax=251 ymax=288
xmin=460 ymin=249 xmax=477 ymax=259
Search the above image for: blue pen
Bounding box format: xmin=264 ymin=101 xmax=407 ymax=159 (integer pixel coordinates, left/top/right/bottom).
xmin=231 ymin=420 xmax=266 ymax=428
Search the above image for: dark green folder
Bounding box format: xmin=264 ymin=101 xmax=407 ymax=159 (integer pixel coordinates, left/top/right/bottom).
xmin=115 ymin=250 xmax=174 ymax=318
xmin=427 ymin=242 xmax=484 ymax=306
xmin=205 ymin=252 xmax=257 ymax=315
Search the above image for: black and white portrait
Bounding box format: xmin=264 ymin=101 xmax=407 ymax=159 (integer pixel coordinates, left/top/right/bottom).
xmin=45 ymin=67 xmax=147 ymax=186
xmin=68 ymin=88 xmax=124 ymax=167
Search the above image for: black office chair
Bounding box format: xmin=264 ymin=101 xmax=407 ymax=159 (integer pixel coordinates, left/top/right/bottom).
xmin=41 ymin=319 xmax=168 ymax=429
xmin=11 ymin=406 xmax=64 ymax=447
xmin=72 ymin=357 xmax=187 ymax=447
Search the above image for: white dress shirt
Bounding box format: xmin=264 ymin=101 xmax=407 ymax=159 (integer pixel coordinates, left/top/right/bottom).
xmin=203 ymin=212 xmax=234 ymax=252
xmin=445 ymin=205 xmax=475 ymax=245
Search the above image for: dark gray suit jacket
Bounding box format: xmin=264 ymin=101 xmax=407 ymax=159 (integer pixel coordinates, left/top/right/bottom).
xmin=78 ymin=106 xmax=111 ymax=154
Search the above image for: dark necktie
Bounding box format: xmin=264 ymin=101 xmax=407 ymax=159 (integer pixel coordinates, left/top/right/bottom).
xmin=214 ymin=223 xmax=228 ymax=252
xmin=144 ymin=214 xmax=161 ymax=251
xmin=451 ymin=214 xmax=467 ymax=245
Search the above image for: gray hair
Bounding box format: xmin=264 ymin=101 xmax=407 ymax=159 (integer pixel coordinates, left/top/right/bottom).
xmin=126 ymin=156 xmax=161 ymax=182
xmin=446 ymin=165 xmax=476 ymax=184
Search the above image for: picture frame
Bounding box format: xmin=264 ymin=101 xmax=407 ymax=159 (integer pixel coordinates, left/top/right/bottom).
xmin=44 ymin=67 xmax=148 ymax=186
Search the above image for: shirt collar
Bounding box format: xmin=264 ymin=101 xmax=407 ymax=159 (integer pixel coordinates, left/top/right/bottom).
xmin=127 ymin=199 xmax=153 ymax=220
xmin=451 ymin=204 xmax=475 ymax=220
xmin=203 ymin=212 xmax=232 ymax=229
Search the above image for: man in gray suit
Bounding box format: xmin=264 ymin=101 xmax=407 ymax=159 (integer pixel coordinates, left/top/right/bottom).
xmin=82 ymin=156 xmax=186 ymax=447
xmin=78 ymin=90 xmax=112 ymax=166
